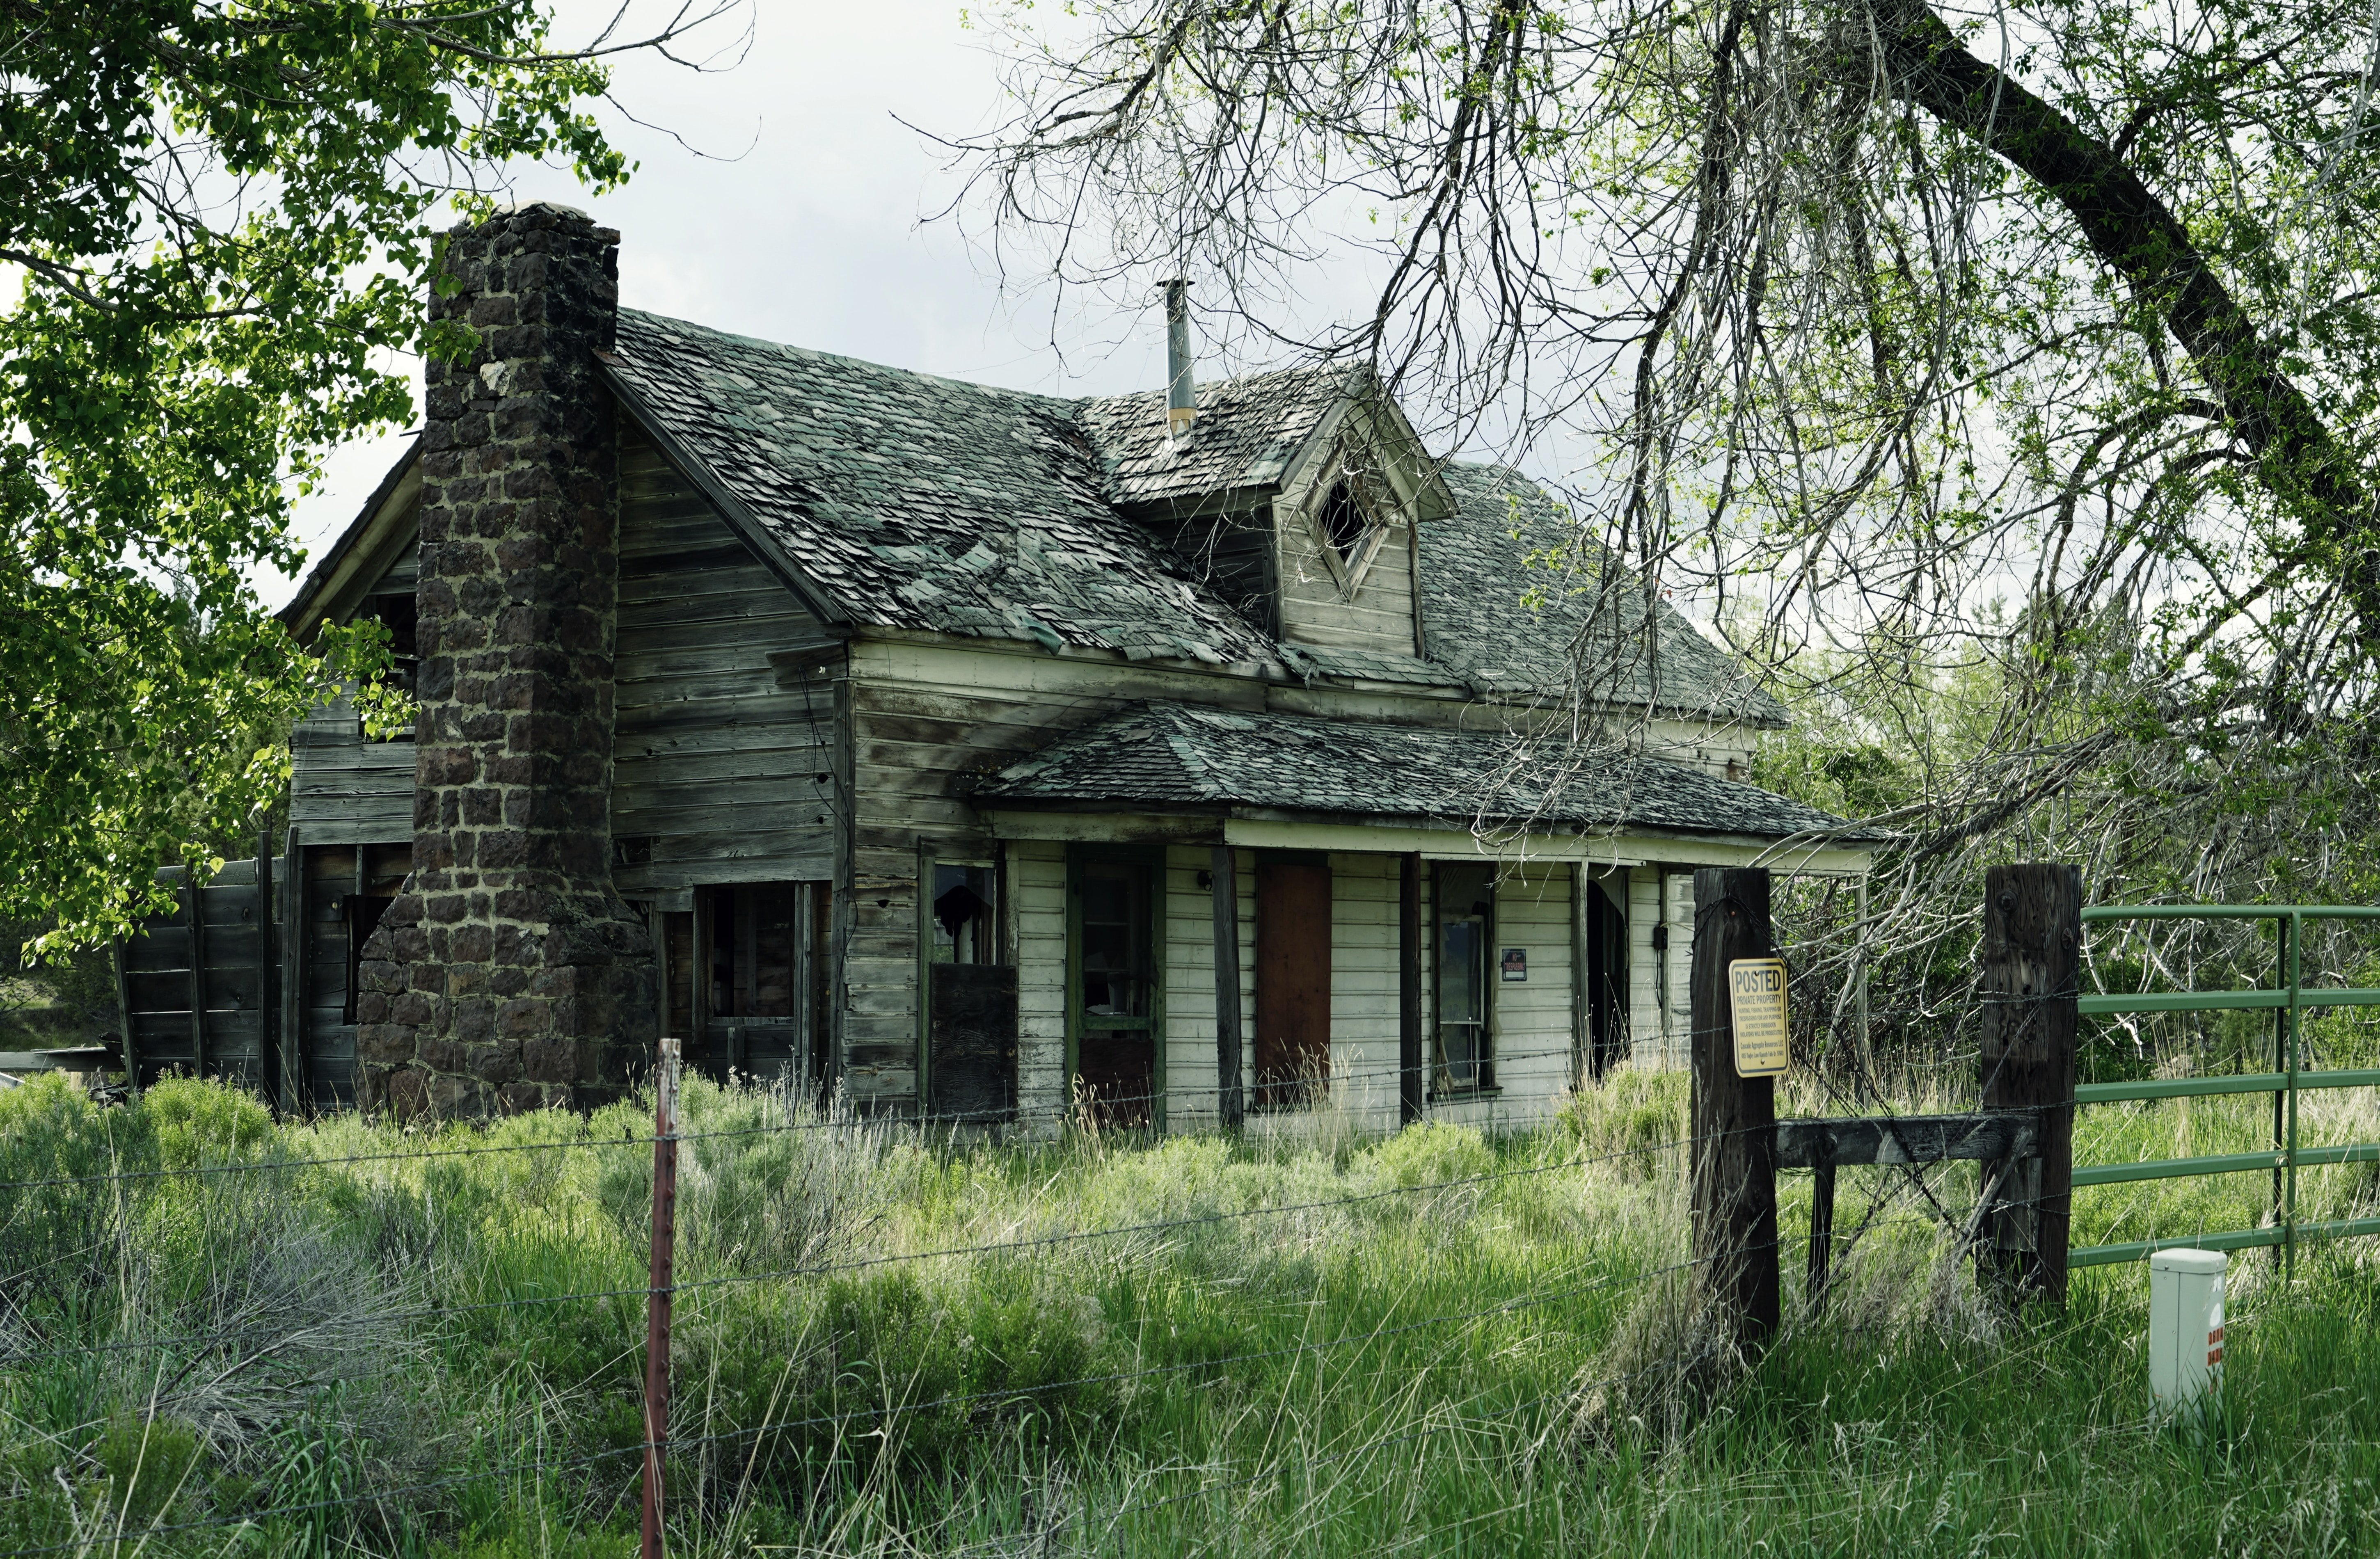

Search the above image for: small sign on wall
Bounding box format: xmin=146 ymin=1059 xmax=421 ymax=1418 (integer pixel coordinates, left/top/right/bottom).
xmin=1728 ymin=958 xmax=1789 ymax=1077
xmin=1500 ymin=948 xmax=1528 ymax=983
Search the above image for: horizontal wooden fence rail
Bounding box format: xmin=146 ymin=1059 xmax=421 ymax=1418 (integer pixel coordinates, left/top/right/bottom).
xmin=1776 ymin=1112 xmax=2038 ymax=1170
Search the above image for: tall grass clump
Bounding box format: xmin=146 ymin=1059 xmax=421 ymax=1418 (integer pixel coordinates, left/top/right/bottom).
xmin=0 ymin=1065 xmax=2375 ymax=1556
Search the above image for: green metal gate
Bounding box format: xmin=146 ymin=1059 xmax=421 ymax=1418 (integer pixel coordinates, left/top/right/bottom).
xmin=2072 ymin=905 xmax=2380 ymax=1268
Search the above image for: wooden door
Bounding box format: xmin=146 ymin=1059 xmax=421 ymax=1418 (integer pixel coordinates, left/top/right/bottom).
xmin=1255 ymin=854 xmax=1332 ymax=1106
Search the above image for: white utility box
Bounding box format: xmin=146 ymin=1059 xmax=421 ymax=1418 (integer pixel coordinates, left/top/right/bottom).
xmin=2147 ymin=1248 xmax=2226 ymax=1415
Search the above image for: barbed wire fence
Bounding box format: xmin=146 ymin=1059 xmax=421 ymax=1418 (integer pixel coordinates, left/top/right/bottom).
xmin=0 ymin=866 xmax=2092 ymax=1558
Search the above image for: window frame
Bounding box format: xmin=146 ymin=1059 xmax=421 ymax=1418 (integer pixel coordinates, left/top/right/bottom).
xmin=917 ymin=844 xmax=1005 ymax=1112
xmin=1064 ymin=843 xmax=1168 ymax=1129
xmin=1430 ymin=861 xmax=1499 ymax=1098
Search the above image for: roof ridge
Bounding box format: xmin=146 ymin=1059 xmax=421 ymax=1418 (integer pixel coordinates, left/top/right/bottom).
xmin=618 ymin=306 xmax=1084 ymax=411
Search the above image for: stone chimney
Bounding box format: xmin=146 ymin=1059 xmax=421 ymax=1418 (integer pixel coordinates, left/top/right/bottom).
xmin=356 ymin=202 xmax=654 ymax=1118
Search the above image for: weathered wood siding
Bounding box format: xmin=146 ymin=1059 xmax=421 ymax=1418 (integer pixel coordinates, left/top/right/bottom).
xmin=611 ymin=426 xmax=838 ymax=895
xmin=845 ymin=641 xmax=1275 ymax=1112
xmin=119 ymin=861 xmax=274 ymax=1090
xmin=1624 ymin=866 xmax=1695 ymax=1070
xmin=1158 ymin=844 xmax=1257 ymax=1131
xmin=1011 ymin=837 xmax=1068 ymax=1120
xmin=1273 ymin=497 xmax=1421 ymax=659
xmin=288 ymin=523 xmax=418 ymax=846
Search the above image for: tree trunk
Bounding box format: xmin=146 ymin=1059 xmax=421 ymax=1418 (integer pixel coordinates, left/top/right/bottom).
xmin=1868 ymin=0 xmax=2380 ymax=641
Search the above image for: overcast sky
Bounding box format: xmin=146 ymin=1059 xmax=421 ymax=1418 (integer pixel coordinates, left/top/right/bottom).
xmin=272 ymin=0 xmax=1211 ymax=608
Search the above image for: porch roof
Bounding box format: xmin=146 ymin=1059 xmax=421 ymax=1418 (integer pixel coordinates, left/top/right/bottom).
xmin=971 ymin=701 xmax=1861 ymax=842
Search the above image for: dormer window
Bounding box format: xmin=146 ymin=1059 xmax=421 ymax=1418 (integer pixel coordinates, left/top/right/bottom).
xmin=1319 ymin=479 xmax=1371 ymax=564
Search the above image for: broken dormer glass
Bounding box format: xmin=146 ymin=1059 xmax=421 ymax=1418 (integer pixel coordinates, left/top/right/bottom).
xmin=1318 ymin=478 xmax=1371 ymax=564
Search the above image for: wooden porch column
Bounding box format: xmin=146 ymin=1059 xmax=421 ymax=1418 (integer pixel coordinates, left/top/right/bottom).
xmin=1211 ymin=845 xmax=1244 ymax=1128
xmin=1399 ymin=853 xmax=1423 ymax=1125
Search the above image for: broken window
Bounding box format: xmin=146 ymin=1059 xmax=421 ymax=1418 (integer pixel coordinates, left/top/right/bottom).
xmin=1318 ymin=478 xmax=1371 ymax=565
xmin=658 ymin=882 xmax=829 ymax=1084
xmin=930 ymin=862 xmax=996 ymax=964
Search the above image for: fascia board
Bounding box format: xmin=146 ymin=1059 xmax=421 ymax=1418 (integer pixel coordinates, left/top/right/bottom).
xmin=278 ymin=441 xmax=421 ymax=640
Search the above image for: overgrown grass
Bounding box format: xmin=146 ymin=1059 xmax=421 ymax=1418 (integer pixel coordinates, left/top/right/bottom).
xmin=2 ymin=1068 xmax=2375 ymax=1557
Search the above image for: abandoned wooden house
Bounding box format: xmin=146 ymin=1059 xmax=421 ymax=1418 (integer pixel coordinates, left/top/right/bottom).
xmin=114 ymin=202 xmax=1871 ymax=1126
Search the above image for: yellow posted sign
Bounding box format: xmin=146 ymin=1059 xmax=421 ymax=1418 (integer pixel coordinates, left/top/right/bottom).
xmin=1728 ymin=958 xmax=1789 ymax=1078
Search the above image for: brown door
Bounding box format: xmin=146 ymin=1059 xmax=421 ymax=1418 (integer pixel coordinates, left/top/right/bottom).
xmin=1255 ymin=854 xmax=1332 ymax=1106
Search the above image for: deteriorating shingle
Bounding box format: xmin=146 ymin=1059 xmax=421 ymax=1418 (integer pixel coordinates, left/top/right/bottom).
xmin=608 ymin=311 xmax=1280 ymax=667
xmin=973 ymin=702 xmax=1853 ymax=839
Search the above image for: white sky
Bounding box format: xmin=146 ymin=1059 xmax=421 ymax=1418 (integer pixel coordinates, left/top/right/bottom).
xmin=272 ymin=0 xmax=1200 ymax=608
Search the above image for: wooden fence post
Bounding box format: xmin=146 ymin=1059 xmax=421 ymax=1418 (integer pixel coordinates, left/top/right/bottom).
xmin=256 ymin=830 xmax=279 ymax=1113
xmin=643 ymin=1038 xmax=681 ymax=1559
xmin=1977 ymin=862 xmax=2080 ymax=1304
xmin=1690 ymin=867 xmax=1780 ymax=1348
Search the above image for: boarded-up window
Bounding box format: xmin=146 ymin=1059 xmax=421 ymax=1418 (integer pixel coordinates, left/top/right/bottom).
xmin=1255 ymin=853 xmax=1332 ymax=1108
xmin=929 ymin=963 xmax=1017 ymax=1123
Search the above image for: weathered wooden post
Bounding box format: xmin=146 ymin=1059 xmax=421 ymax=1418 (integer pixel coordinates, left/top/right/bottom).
xmin=256 ymin=830 xmax=279 ymax=1113
xmin=642 ymin=1038 xmax=681 ymax=1559
xmin=1690 ymin=867 xmax=1780 ymax=1348
xmin=1210 ymin=845 xmax=1245 ymax=1129
xmin=1977 ymin=862 xmax=2080 ymax=1303
xmin=1399 ymin=854 xmax=1423 ymax=1126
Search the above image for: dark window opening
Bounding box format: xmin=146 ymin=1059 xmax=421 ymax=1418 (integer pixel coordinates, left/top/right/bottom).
xmin=1079 ymin=863 xmax=1152 ymax=1020
xmin=363 ymin=589 xmax=418 ymax=713
xmin=931 ymin=863 xmax=996 ymax=965
xmin=1318 ymin=479 xmax=1372 ymax=564
xmin=660 ymin=882 xmax=830 ymax=1086
xmin=1435 ymin=864 xmax=1494 ymax=1093
xmin=1073 ymin=857 xmax=1156 ymax=1126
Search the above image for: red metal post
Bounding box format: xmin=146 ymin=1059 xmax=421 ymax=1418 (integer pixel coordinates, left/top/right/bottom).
xmin=642 ymin=1037 xmax=681 ymax=1559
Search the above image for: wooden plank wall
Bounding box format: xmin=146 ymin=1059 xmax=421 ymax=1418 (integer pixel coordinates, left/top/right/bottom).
xmin=1624 ymin=866 xmax=1695 ymax=1070
xmin=847 ymin=673 xmax=1215 ymax=1111
xmin=1010 ymin=839 xmax=1069 ymax=1121
xmin=1016 ymin=845 xmax=1590 ymax=1136
xmin=1156 ymin=844 xmax=1257 ymax=1132
xmin=612 ymin=425 xmax=838 ymax=896
xmin=119 ymin=861 xmax=272 ymax=1090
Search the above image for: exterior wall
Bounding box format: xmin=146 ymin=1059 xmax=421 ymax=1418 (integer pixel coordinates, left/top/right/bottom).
xmin=1159 ymin=843 xmax=1256 ymax=1131
xmin=1427 ymin=860 xmax=1578 ymax=1132
xmin=1624 ymin=866 xmax=1697 ymax=1071
xmin=1011 ymin=837 xmax=1068 ymax=1119
xmin=290 ymin=699 xmax=416 ymax=844
xmin=1274 ymin=503 xmax=1421 ymax=658
xmin=1268 ymin=395 xmax=1431 ymax=661
xmin=611 ymin=425 xmax=836 ymax=895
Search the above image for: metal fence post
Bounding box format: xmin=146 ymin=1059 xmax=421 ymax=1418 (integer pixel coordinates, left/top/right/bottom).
xmin=643 ymin=1037 xmax=681 ymax=1559
xmin=2285 ymin=911 xmax=2301 ymax=1276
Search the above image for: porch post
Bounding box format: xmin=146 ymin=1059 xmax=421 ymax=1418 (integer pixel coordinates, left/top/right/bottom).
xmin=1399 ymin=853 xmax=1423 ymax=1125
xmin=1210 ymin=844 xmax=1244 ymax=1128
